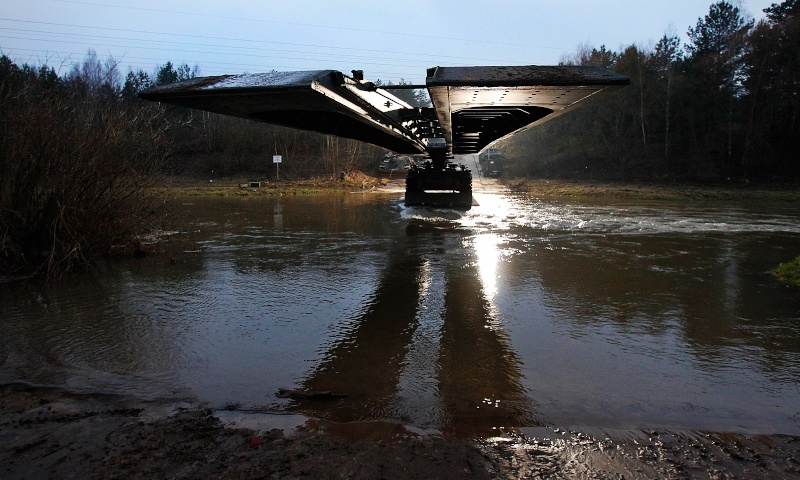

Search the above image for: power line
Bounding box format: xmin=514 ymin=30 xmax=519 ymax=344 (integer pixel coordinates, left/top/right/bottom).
xmin=0 ymin=18 xmax=526 ymax=64
xmin=0 ymin=25 xmax=521 ymax=65
xmin=0 ymin=16 xmax=536 ymax=83
xmin=1 ymin=47 xmax=433 ymax=80
xmin=1 ymin=0 xmax=563 ymax=84
xmin=52 ymin=0 xmax=566 ymax=51
xmin=0 ymin=34 xmax=458 ymax=72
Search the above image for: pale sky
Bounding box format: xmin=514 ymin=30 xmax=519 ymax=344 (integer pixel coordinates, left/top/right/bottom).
xmin=1 ymin=0 xmax=779 ymax=84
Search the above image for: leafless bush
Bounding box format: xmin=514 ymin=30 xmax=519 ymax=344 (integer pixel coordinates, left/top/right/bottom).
xmin=0 ymin=78 xmax=171 ymax=278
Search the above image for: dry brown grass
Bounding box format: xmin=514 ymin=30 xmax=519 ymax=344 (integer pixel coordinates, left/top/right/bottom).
xmin=1 ymin=81 xmax=171 ymax=278
xmin=504 ymin=178 xmax=800 ymax=202
xmin=153 ymin=171 xmax=388 ymax=197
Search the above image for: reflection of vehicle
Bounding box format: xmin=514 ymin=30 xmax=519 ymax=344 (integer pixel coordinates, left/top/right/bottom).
xmin=378 ymin=154 xmax=414 ymax=173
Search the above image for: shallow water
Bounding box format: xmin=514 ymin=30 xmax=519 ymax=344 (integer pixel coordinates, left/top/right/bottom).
xmin=2 ymin=190 xmax=799 ymax=436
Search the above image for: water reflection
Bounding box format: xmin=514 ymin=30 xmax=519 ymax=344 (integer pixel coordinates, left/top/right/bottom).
xmin=1 ymin=194 xmax=799 ymax=434
xmin=473 ymin=234 xmax=501 ymax=301
xmin=438 ymin=261 xmax=534 ymax=434
xmin=500 ymin=229 xmax=800 ymax=431
xmin=290 ymin=221 xmax=536 ymax=435
xmin=273 ymin=199 xmax=283 ymax=230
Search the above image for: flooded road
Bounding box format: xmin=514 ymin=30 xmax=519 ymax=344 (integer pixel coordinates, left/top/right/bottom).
xmin=2 ymin=187 xmax=800 ymax=436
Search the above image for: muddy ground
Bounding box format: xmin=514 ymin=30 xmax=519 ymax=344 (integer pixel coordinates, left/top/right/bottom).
xmin=2 ymin=385 xmax=799 ymax=479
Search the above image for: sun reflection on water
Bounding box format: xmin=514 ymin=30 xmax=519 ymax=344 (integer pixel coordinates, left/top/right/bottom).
xmin=473 ymin=233 xmax=502 ymax=300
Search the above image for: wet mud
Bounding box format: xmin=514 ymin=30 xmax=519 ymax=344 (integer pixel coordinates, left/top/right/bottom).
xmin=2 ymin=385 xmax=799 ymax=479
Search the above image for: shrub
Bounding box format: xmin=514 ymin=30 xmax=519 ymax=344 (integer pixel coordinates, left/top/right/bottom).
xmin=772 ymin=255 xmax=800 ymax=288
xmin=0 ymin=73 xmax=171 ymax=278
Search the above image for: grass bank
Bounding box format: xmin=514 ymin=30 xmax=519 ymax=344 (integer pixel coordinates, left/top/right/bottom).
xmin=504 ymin=178 xmax=800 ymax=202
xmin=154 ymin=171 xmax=388 ymax=198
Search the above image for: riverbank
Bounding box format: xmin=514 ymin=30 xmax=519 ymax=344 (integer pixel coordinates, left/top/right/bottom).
xmin=154 ymin=174 xmax=800 ymax=203
xmin=153 ymin=171 xmax=389 ymax=198
xmin=2 ymin=386 xmax=799 ymax=479
xmin=505 ymin=178 xmax=800 ymax=202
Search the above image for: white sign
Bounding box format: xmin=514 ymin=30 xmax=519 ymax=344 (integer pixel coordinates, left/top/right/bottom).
xmin=273 ymin=155 xmax=282 ymax=164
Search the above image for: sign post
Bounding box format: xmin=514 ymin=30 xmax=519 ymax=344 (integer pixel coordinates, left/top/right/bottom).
xmin=273 ymin=154 xmax=282 ymax=180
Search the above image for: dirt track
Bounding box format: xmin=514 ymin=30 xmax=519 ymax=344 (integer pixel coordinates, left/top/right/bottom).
xmin=2 ymin=385 xmax=799 ymax=479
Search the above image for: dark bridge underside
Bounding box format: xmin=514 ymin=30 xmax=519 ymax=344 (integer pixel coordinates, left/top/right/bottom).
xmin=425 ymin=65 xmax=629 ymax=156
xmin=451 ymin=106 xmax=552 ymax=154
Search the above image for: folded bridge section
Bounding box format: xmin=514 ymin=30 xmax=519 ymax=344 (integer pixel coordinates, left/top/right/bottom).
xmin=140 ymin=65 xmax=629 ymax=207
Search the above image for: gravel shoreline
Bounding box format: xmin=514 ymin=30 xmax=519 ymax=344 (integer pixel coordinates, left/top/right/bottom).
xmin=3 ymin=385 xmax=799 ymax=479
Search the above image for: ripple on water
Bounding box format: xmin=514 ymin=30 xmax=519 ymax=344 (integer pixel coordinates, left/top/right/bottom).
xmin=2 ymin=194 xmax=800 ymax=434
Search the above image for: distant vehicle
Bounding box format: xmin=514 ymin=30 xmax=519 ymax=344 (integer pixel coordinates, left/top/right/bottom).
xmin=479 ymin=148 xmax=504 ymax=177
xmin=378 ymin=154 xmax=414 ymax=173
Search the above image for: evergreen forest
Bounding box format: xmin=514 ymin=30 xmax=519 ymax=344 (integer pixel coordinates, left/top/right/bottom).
xmin=500 ymin=0 xmax=800 ymax=182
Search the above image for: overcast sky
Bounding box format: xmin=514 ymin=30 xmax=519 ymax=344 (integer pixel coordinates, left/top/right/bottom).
xmin=1 ymin=0 xmax=779 ymax=84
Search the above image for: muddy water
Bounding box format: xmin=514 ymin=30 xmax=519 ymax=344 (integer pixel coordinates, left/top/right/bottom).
xmin=2 ymin=190 xmax=799 ymax=436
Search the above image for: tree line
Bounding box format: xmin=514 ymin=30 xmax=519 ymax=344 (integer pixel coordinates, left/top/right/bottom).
xmin=4 ymin=0 xmax=798 ymax=187
xmin=0 ymin=50 xmax=394 ymax=276
xmin=0 ymin=50 xmax=177 ymax=277
xmin=501 ymin=0 xmax=800 ymax=183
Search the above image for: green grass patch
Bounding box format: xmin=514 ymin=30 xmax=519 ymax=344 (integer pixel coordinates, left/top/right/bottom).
xmin=772 ymin=255 xmax=800 ymax=287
